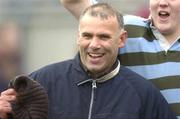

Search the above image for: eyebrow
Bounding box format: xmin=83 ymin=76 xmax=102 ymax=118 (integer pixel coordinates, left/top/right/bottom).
xmin=81 ymin=32 xmax=93 ymax=36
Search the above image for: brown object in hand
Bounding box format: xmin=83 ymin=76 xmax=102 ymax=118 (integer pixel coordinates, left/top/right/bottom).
xmin=9 ymin=75 xmax=48 ymax=119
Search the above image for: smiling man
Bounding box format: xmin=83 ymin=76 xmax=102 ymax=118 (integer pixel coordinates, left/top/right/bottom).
xmin=29 ymin=3 xmax=176 ymax=119
xmin=0 ymin=3 xmax=177 ymax=119
xmin=78 ymin=9 xmax=125 ymax=78
xmin=60 ymin=0 xmax=180 ymax=118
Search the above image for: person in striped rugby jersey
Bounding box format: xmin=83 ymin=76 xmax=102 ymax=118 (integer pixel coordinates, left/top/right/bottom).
xmin=60 ymin=0 xmax=180 ymax=118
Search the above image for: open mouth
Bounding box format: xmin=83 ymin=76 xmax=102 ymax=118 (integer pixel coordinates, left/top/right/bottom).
xmin=88 ymin=53 xmax=104 ymax=58
xmin=159 ymin=11 xmax=170 ymax=17
xmin=88 ymin=53 xmax=104 ymax=64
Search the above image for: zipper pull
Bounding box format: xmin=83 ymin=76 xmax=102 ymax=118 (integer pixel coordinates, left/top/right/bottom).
xmin=92 ymin=80 xmax=97 ymax=89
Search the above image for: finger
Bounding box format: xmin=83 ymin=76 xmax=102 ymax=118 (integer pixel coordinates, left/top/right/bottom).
xmin=0 ymin=101 xmax=12 ymax=113
xmin=1 ymin=89 xmax=17 ymax=96
xmin=0 ymin=95 xmax=16 ymax=102
xmin=0 ymin=106 xmax=12 ymax=113
xmin=0 ymin=90 xmax=17 ymax=102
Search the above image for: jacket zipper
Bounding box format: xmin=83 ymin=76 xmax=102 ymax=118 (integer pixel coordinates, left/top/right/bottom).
xmin=88 ymin=80 xmax=97 ymax=119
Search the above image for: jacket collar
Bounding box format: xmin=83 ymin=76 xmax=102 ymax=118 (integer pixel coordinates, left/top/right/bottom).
xmin=72 ymin=53 xmax=120 ymax=86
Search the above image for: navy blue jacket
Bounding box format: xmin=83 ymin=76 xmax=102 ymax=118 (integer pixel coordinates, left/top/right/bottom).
xmin=30 ymin=54 xmax=176 ymax=119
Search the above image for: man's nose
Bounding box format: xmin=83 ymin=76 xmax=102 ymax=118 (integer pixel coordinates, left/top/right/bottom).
xmin=159 ymin=0 xmax=169 ymax=7
xmin=89 ymin=37 xmax=101 ymax=49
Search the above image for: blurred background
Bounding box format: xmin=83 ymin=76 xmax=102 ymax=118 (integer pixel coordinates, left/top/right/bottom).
xmin=0 ymin=0 xmax=149 ymax=76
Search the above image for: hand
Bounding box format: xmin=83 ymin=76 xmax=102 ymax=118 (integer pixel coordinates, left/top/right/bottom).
xmin=60 ymin=0 xmax=92 ymax=19
xmin=0 ymin=88 xmax=17 ymax=119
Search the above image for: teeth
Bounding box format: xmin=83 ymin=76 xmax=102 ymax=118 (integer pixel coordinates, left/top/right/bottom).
xmin=89 ymin=53 xmax=103 ymax=57
xmin=160 ymin=12 xmax=166 ymax=15
xmin=159 ymin=11 xmax=169 ymax=16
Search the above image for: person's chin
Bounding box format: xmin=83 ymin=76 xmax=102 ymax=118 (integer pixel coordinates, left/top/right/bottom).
xmin=155 ymin=22 xmax=171 ymax=32
xmin=87 ymin=64 xmax=103 ymax=72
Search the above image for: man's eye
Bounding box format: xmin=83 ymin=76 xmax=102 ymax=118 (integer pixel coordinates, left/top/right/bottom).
xmin=99 ymin=35 xmax=110 ymax=40
xmin=83 ymin=34 xmax=92 ymax=39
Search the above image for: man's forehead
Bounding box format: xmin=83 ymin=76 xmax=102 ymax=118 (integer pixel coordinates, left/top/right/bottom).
xmin=81 ymin=13 xmax=116 ymax=20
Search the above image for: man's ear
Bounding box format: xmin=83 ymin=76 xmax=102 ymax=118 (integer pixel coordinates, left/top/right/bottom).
xmin=77 ymin=31 xmax=80 ymax=45
xmin=118 ymin=30 xmax=127 ymax=48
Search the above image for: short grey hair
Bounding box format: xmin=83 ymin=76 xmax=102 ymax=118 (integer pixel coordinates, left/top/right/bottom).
xmin=79 ymin=3 xmax=124 ymax=29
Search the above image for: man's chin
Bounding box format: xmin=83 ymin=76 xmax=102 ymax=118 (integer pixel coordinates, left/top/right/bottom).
xmin=87 ymin=66 xmax=102 ymax=74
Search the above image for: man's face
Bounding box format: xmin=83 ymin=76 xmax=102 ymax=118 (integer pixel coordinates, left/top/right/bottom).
xmin=78 ymin=15 xmax=126 ymax=77
xmin=150 ymin=0 xmax=180 ymax=36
